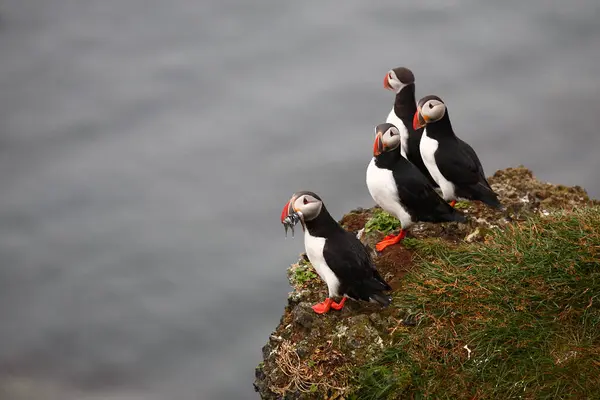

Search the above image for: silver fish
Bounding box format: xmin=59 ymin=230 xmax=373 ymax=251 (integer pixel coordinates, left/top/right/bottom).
xmin=282 ymin=211 xmax=302 ymax=238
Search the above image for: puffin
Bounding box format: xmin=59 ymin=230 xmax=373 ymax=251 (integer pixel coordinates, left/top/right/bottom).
xmin=383 ymin=67 xmax=437 ymax=187
xmin=366 ymin=123 xmax=466 ymax=252
xmin=280 ymin=191 xmax=392 ymax=314
xmin=413 ymin=95 xmax=501 ymax=209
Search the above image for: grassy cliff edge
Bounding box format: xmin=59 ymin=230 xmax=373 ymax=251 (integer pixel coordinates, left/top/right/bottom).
xmin=254 ymin=167 xmax=600 ymax=400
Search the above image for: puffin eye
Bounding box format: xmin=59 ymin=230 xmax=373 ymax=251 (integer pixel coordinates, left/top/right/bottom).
xmin=428 ymin=103 xmax=434 ymax=109
xmin=388 ymin=130 xmax=396 ymax=136
xmin=388 ymin=72 xmax=393 ymax=80
xmin=303 ymin=197 xmax=308 ymax=205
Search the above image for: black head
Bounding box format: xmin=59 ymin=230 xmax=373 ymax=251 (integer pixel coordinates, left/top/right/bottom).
xmin=416 ymin=95 xmax=444 ymax=109
xmin=373 ymin=123 xmax=401 ymax=156
xmin=280 ymin=191 xmax=324 ymax=224
xmin=384 ymin=67 xmax=415 ymax=93
xmin=413 ymin=95 xmax=447 ymax=130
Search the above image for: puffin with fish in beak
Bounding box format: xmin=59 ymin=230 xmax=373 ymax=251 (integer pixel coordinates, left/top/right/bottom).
xmin=281 ymin=191 xmax=392 ymax=314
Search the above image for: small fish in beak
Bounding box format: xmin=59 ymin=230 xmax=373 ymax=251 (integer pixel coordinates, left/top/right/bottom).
xmin=282 ymin=211 xmax=303 ymax=237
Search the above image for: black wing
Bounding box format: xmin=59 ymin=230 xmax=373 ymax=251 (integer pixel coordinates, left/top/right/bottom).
xmin=436 ymin=138 xmax=501 ymax=208
xmin=457 ymin=138 xmax=494 ymax=189
xmin=435 ymin=138 xmax=486 ymax=186
xmin=322 ymin=231 xmax=391 ymax=302
xmin=392 ymin=159 xmax=465 ymax=223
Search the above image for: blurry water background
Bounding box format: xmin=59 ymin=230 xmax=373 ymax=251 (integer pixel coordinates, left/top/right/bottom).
xmin=1 ymin=0 xmax=599 ymax=399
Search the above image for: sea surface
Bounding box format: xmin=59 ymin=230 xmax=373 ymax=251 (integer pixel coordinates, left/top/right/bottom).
xmin=1 ymin=0 xmax=599 ymax=399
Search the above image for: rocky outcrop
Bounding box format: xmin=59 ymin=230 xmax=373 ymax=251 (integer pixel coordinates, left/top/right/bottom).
xmin=253 ymin=167 xmax=597 ymax=400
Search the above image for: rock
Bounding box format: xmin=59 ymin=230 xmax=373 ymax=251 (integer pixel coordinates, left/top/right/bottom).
xmin=261 ymin=343 xmax=271 ymax=361
xmin=339 ymin=315 xmax=385 ymax=361
xmin=465 ymin=227 xmax=482 ymax=243
xmin=355 ymin=227 xmax=365 ymax=240
xmin=295 ymin=341 xmax=310 ymax=358
xmin=287 ymin=289 xmax=310 ymax=306
xmin=292 ymin=302 xmax=315 ymax=329
xmin=368 ymin=312 xmax=383 ymax=326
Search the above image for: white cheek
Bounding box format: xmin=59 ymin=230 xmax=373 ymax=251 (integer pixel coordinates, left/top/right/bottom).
xmin=313 ymin=203 xmax=322 ymax=217
xmin=386 ymin=136 xmax=401 ymax=149
xmin=294 ymin=200 xmax=309 ymax=216
xmin=433 ymin=106 xmax=445 ymax=120
xmin=424 ymin=105 xmax=444 ymax=121
xmin=391 ymin=80 xmax=408 ymax=93
xmin=303 ymin=203 xmax=322 ymax=220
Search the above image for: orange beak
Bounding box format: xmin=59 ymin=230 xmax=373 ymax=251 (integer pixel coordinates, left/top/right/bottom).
xmin=281 ymin=194 xmax=306 ymax=237
xmin=373 ymin=132 xmax=384 ymax=156
xmin=383 ymin=73 xmax=392 ymax=90
xmin=413 ymin=108 xmax=427 ymax=130
xmin=280 ymin=199 xmax=292 ymax=223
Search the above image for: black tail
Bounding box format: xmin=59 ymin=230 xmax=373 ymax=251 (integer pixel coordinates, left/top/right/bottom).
xmin=372 ymin=268 xmax=392 ymax=291
xmin=446 ymin=207 xmax=467 ymax=223
xmin=368 ymin=271 xmax=392 ymax=306
xmin=349 ymin=270 xmax=393 ymax=306
xmin=473 ymin=183 xmax=502 ymax=209
xmin=426 ymin=201 xmax=467 ymax=224
xmin=370 ymin=293 xmax=392 ymax=307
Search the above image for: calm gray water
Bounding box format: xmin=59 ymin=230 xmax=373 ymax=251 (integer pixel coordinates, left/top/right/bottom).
xmin=1 ymin=0 xmax=599 ymax=399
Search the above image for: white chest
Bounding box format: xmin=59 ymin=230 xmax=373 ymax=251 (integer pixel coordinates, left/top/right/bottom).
xmin=304 ymin=232 xmax=340 ymax=297
xmin=366 ymin=158 xmax=414 ymax=228
xmin=420 ymin=131 xmax=456 ymax=201
xmin=386 ymin=109 xmax=408 ymax=159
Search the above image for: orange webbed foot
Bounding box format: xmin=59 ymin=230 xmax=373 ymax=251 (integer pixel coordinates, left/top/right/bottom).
xmin=449 ymin=200 xmax=457 ymax=208
xmin=330 ymin=297 xmax=347 ymax=310
xmin=312 ymin=298 xmax=333 ymax=314
xmin=375 ymin=230 xmax=407 ymax=252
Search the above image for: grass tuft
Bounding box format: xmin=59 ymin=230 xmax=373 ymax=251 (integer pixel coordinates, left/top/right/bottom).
xmin=453 ymin=201 xmax=471 ymax=209
xmin=290 ymin=261 xmax=318 ymax=286
xmin=352 ymin=207 xmax=600 ymax=399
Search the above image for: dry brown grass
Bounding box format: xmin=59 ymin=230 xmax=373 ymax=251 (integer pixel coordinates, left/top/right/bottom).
xmin=269 ymin=340 xmax=348 ymax=396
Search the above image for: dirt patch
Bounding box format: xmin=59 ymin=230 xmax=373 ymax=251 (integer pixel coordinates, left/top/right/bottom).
xmin=375 ymin=245 xmax=414 ymax=290
xmin=339 ymin=208 xmax=371 ymax=233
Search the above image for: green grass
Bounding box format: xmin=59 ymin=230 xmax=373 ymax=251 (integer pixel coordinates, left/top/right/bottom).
xmin=291 ymin=262 xmax=318 ymax=285
xmin=351 ymin=207 xmax=600 ymax=400
xmin=364 ymin=208 xmax=401 ymax=234
xmin=453 ymin=201 xmax=471 ymax=209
